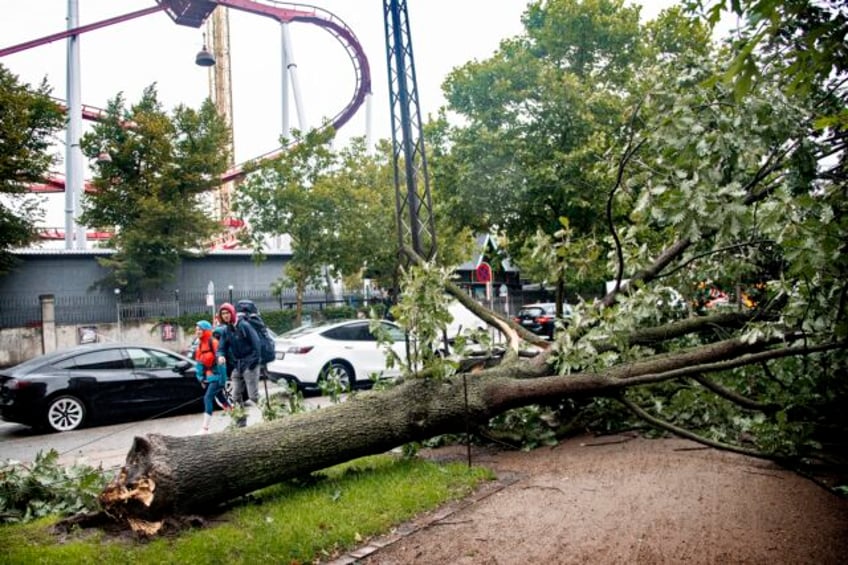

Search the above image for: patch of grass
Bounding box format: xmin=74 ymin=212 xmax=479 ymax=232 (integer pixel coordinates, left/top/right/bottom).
xmin=0 ymin=454 xmax=494 ymax=564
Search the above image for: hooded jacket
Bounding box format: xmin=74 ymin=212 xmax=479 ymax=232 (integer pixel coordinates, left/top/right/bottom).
xmin=217 ymin=302 xmax=261 ymax=370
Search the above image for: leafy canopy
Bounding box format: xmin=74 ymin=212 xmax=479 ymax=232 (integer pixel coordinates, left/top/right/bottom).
xmin=0 ymin=64 xmax=63 ymax=273
xmin=435 ymin=0 xmax=712 ymax=296
xmin=234 ymin=129 xmax=400 ymax=320
xmin=80 ymin=85 xmax=231 ymax=297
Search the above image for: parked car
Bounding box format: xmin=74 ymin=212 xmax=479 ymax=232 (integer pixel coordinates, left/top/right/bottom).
xmin=512 ymin=302 xmax=572 ymax=340
xmin=266 ymin=319 xmax=408 ymax=393
xmin=0 ymin=343 xmax=204 ymax=432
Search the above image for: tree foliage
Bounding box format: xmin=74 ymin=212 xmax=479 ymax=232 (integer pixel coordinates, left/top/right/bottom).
xmin=0 ymin=64 xmax=63 ymax=274
xmin=234 ymin=130 xmax=400 ymax=322
xmin=79 ymin=85 xmax=231 ymax=297
xmin=434 ymin=0 xmax=713 ymax=302
xmin=431 ymin=0 xmax=847 ymax=463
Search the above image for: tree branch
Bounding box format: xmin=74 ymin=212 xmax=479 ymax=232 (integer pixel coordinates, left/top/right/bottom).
xmin=401 ymin=244 xmax=548 ymax=351
xmin=689 ymin=373 xmax=777 ymax=412
xmin=657 ymin=239 xmax=772 ymax=280
xmin=617 ymin=394 xmax=773 ymax=460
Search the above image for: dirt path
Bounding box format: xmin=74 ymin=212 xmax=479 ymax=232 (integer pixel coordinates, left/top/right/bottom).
xmin=332 ymin=434 xmax=848 ymax=564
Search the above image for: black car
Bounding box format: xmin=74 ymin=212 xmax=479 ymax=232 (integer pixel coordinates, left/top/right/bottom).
xmin=0 ymin=343 xmax=204 ymax=432
xmin=512 ymin=302 xmax=572 ymax=340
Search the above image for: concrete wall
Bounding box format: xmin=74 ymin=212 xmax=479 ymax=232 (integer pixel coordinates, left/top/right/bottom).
xmin=0 ymin=320 xmax=191 ymax=368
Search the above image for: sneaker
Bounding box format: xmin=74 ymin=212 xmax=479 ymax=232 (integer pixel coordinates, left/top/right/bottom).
xmin=194 ymin=427 xmax=209 ymax=435
xmin=243 ymin=399 xmax=257 ymax=408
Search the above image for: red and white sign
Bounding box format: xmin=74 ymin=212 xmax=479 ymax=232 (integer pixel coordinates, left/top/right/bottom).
xmin=475 ymin=262 xmax=492 ymax=283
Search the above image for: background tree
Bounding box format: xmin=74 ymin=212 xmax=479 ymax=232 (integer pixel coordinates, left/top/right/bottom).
xmin=235 ymin=128 xmax=478 ymax=320
xmin=235 ymin=129 xmax=402 ymax=323
xmin=323 ymin=137 xmax=398 ymax=291
xmin=0 ymin=64 xmax=63 ymax=274
xmin=436 ymin=0 xmax=710 ymax=308
xmin=79 ymin=85 xmax=231 ymax=298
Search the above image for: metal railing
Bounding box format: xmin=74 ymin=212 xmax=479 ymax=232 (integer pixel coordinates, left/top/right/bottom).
xmin=0 ymin=289 xmax=537 ymax=330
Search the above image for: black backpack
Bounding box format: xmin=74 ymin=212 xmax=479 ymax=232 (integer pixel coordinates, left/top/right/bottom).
xmin=236 ymin=301 xmax=276 ymax=365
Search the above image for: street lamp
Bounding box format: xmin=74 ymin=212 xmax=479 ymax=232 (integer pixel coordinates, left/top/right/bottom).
xmin=228 ymin=284 xmax=233 ymax=304
xmin=195 ymin=32 xmax=215 ymax=67
xmin=114 ymin=288 xmax=121 ymax=341
xmin=174 ymin=288 xmax=180 ymax=317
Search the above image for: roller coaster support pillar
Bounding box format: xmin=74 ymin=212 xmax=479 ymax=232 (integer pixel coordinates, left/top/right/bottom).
xmin=65 ymin=0 xmax=84 ymax=250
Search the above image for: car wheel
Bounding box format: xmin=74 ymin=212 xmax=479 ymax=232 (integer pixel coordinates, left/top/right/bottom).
xmin=320 ymin=361 xmax=354 ymax=391
xmin=45 ymin=395 xmax=86 ymax=432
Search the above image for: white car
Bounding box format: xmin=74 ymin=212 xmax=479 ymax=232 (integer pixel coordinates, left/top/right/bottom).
xmin=266 ymin=319 xmax=408 ymax=393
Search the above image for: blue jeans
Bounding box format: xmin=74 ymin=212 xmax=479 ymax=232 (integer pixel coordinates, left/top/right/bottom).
xmin=203 ymin=380 xmax=226 ymax=415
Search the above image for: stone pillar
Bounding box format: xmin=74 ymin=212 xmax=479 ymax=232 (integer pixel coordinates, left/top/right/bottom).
xmin=40 ymin=294 xmax=57 ymax=354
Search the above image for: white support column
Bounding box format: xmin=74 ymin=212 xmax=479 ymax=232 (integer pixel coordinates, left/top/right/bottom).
xmin=65 ymin=0 xmax=84 ymax=249
xmin=281 ymin=23 xmax=290 ymax=140
xmin=281 ymin=23 xmax=307 ymax=132
xmin=365 ymin=92 xmax=373 ymax=151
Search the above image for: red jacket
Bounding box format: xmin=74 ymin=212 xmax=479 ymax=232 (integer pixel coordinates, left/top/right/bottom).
xmin=194 ymin=330 xmax=218 ymax=376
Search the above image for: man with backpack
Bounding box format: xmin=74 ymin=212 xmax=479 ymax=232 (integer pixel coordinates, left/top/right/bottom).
xmin=216 ymin=301 xmax=262 ymax=426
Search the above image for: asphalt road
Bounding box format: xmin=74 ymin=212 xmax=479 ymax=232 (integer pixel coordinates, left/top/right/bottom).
xmin=0 ymin=391 xmax=330 ymax=471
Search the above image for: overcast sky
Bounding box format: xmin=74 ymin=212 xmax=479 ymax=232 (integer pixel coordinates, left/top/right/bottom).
xmin=1 ymin=0 xmax=684 ymax=228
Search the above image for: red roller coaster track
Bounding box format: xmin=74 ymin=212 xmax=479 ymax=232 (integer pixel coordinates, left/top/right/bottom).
xmin=1 ymin=0 xmax=371 ymax=243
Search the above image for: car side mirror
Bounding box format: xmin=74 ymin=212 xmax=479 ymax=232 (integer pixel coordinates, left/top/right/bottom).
xmin=173 ymin=360 xmax=192 ymax=374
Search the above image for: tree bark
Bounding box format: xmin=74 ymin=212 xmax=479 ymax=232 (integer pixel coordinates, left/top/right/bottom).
xmin=99 ymin=333 xmax=776 ymax=532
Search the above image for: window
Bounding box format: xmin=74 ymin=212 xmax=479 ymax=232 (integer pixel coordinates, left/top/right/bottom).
xmin=53 ymin=357 xmax=79 ymax=370
xmin=70 ymin=349 xmax=128 ymax=370
xmin=125 ymin=348 xmax=173 ymax=369
xmin=147 ymin=349 xmax=177 ymax=368
xmin=379 ymin=322 xmax=406 ymax=342
xmin=323 ymin=323 xmax=370 ymax=341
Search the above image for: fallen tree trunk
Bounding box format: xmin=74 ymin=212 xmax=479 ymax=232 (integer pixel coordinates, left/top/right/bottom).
xmin=100 ymin=333 xmax=778 ymax=532
xmin=102 ymin=372 xmax=523 ymax=532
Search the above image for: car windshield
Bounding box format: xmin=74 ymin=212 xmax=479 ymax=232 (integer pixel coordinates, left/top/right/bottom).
xmin=518 ymin=303 xmax=570 ymax=317
xmin=519 ymin=307 xmax=545 ymax=317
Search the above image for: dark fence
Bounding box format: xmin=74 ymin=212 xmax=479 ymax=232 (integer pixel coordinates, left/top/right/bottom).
xmin=0 ymin=288 xmax=375 ymax=329
xmin=0 ymin=295 xmax=42 ymax=329
xmin=0 ymin=292 xmax=540 ymax=330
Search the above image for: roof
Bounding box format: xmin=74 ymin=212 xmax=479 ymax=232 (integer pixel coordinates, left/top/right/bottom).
xmin=456 ymin=233 xmax=518 ymax=272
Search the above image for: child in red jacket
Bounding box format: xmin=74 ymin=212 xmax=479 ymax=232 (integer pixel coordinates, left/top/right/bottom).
xmin=193 ymin=320 xmax=229 ymax=434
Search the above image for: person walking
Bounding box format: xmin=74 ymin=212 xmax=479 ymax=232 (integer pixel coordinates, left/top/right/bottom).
xmin=216 ymin=302 xmax=261 ymax=426
xmin=193 ymin=320 xmax=228 ymax=434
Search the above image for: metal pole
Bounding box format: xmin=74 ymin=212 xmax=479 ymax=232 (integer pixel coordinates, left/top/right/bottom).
xmin=114 ymin=289 xmax=122 ymax=341
xmin=282 ymin=23 xmax=307 ymax=131
xmin=65 ymin=0 xmax=82 ymax=250
xmin=365 ymin=92 xmax=373 ymax=152
xmin=280 ymin=23 xmax=290 ymax=140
